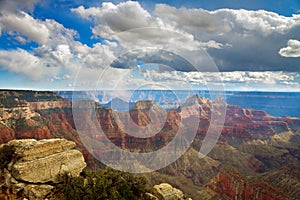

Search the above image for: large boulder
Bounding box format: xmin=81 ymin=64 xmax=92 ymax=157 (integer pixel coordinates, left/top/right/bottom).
xmin=153 ymin=183 xmax=186 ymax=200
xmin=0 ymin=138 xmax=87 ymax=200
xmin=7 ymin=138 xmax=86 ymax=183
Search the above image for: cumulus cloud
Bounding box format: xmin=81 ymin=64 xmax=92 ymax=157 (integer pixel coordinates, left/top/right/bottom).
xmin=71 ymin=1 xmax=158 ymax=38
xmin=0 ymin=11 xmax=49 ymax=44
xmin=0 ymin=0 xmax=42 ymax=42
xmin=279 ymin=39 xmax=300 ymax=57
xmin=154 ymin=4 xmax=227 ymax=33
xmin=71 ymin=2 xmax=204 ymax=51
xmin=111 ymin=49 xmax=197 ymax=72
xmin=43 ymin=19 xmax=78 ymax=46
xmin=0 ymin=48 xmax=58 ymax=80
xmin=71 ymin=2 xmax=300 ymax=72
xmin=0 ymin=7 xmax=79 ymax=46
xmin=0 ymin=1 xmax=117 ymax=83
xmin=154 ymin=5 xmax=300 ymax=71
xmin=75 ymin=42 xmax=116 ymax=68
xmin=212 ymin=9 xmax=300 ymax=36
xmin=0 ymin=38 xmax=116 ymax=82
xmin=1 ymin=1 xmax=300 ymax=90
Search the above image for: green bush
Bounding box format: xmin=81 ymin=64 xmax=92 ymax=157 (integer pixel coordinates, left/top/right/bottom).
xmin=63 ymin=168 xmax=150 ymax=200
xmin=0 ymin=145 xmax=14 ymax=170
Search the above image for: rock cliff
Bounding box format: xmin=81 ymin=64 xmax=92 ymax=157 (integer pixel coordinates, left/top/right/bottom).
xmin=1 ymin=90 xmax=300 ymax=199
xmin=207 ymin=168 xmax=291 ymax=200
xmin=0 ymin=138 xmax=86 ymax=200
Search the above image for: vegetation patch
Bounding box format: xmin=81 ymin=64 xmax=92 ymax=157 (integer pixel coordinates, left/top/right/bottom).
xmin=0 ymin=145 xmax=14 ymax=170
xmin=62 ymin=168 xmax=153 ymax=200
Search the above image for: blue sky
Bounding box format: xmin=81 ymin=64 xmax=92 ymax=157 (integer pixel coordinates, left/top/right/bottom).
xmin=0 ymin=0 xmax=300 ymax=91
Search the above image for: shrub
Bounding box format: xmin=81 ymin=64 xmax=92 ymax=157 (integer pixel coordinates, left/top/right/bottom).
xmin=63 ymin=168 xmax=150 ymax=200
xmin=0 ymin=145 xmax=14 ymax=170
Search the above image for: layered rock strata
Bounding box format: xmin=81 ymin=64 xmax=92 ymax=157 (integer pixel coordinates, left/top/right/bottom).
xmin=0 ymin=138 xmax=86 ymax=200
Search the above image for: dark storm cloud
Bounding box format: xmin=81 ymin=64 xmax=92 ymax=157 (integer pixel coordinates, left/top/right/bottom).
xmin=111 ymin=49 xmax=197 ymax=72
xmin=0 ymin=0 xmax=39 ymax=13
xmin=154 ymin=5 xmax=300 ymax=72
xmin=206 ymin=16 xmax=300 ymax=72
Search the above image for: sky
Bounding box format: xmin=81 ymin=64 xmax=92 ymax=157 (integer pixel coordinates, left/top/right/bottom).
xmin=0 ymin=0 xmax=300 ymax=91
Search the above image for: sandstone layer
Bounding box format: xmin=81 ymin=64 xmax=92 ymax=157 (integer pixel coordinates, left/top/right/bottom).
xmin=0 ymin=138 xmax=86 ymax=200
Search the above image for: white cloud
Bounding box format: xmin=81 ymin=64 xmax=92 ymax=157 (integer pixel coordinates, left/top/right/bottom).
xmin=279 ymin=39 xmax=300 ymax=57
xmin=50 ymin=74 xmax=72 ymax=82
xmin=0 ymin=9 xmax=79 ymax=46
xmin=200 ymin=40 xmax=223 ymax=49
xmin=71 ymin=2 xmax=157 ymax=38
xmin=0 ymin=9 xmax=81 ymax=82
xmin=154 ymin=5 xmax=300 ymax=71
xmin=51 ymin=45 xmax=73 ymax=65
xmin=0 ymin=11 xmax=49 ymax=44
xmin=154 ymin=4 xmax=227 ymax=33
xmin=68 ymin=41 xmax=117 ymax=70
xmin=212 ymin=9 xmax=300 ymax=36
xmin=0 ymin=8 xmax=116 ymax=83
xmin=43 ymin=19 xmax=78 ymax=46
xmin=72 ymin=2 xmax=300 ymax=72
xmin=154 ymin=5 xmax=300 ymax=38
xmin=86 ymin=64 xmax=300 ymax=91
xmin=0 ymin=48 xmax=58 ymax=80
xmin=1 ymin=1 xmax=300 ymax=90
xmin=218 ymin=71 xmax=300 ymax=89
xmin=71 ymin=2 xmax=203 ymax=51
xmin=142 ymin=71 xmax=300 ymax=90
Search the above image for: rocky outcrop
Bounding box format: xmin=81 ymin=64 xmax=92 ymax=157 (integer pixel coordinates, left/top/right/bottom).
xmin=221 ymin=105 xmax=291 ymax=140
xmin=0 ymin=97 xmax=81 ymax=145
xmin=282 ymin=116 xmax=300 ymax=132
xmin=28 ymin=100 xmax=71 ymax=110
xmin=207 ymin=168 xmax=291 ymax=200
xmin=0 ymin=106 xmax=40 ymax=121
xmin=0 ymin=138 xmax=86 ymax=200
xmin=153 ymin=183 xmax=187 ymax=200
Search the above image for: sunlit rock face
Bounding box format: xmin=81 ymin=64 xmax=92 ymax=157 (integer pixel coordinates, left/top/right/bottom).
xmin=207 ymin=168 xmax=296 ymax=200
xmin=153 ymin=183 xmax=185 ymax=200
xmin=8 ymin=138 xmax=86 ymax=183
xmin=0 ymin=138 xmax=86 ymax=200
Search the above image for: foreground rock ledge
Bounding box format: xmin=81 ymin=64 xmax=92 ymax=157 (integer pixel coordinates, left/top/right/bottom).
xmin=153 ymin=183 xmax=191 ymax=200
xmin=8 ymin=138 xmax=86 ymax=183
xmin=0 ymin=138 xmax=86 ymax=199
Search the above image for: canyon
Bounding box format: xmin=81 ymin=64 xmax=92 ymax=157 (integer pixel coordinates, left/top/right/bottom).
xmin=0 ymin=90 xmax=300 ymax=199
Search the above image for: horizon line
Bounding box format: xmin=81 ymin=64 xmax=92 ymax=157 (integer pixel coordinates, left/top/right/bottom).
xmin=1 ymin=88 xmax=300 ymax=93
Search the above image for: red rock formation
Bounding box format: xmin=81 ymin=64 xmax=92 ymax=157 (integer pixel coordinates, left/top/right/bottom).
xmin=16 ymin=127 xmax=52 ymax=140
xmin=221 ymin=105 xmax=290 ymax=139
xmin=207 ymin=169 xmax=289 ymax=200
xmin=0 ymin=126 xmax=15 ymax=143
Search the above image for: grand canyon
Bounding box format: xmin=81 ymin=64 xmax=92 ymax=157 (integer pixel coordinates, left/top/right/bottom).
xmin=0 ymin=90 xmax=299 ymax=199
